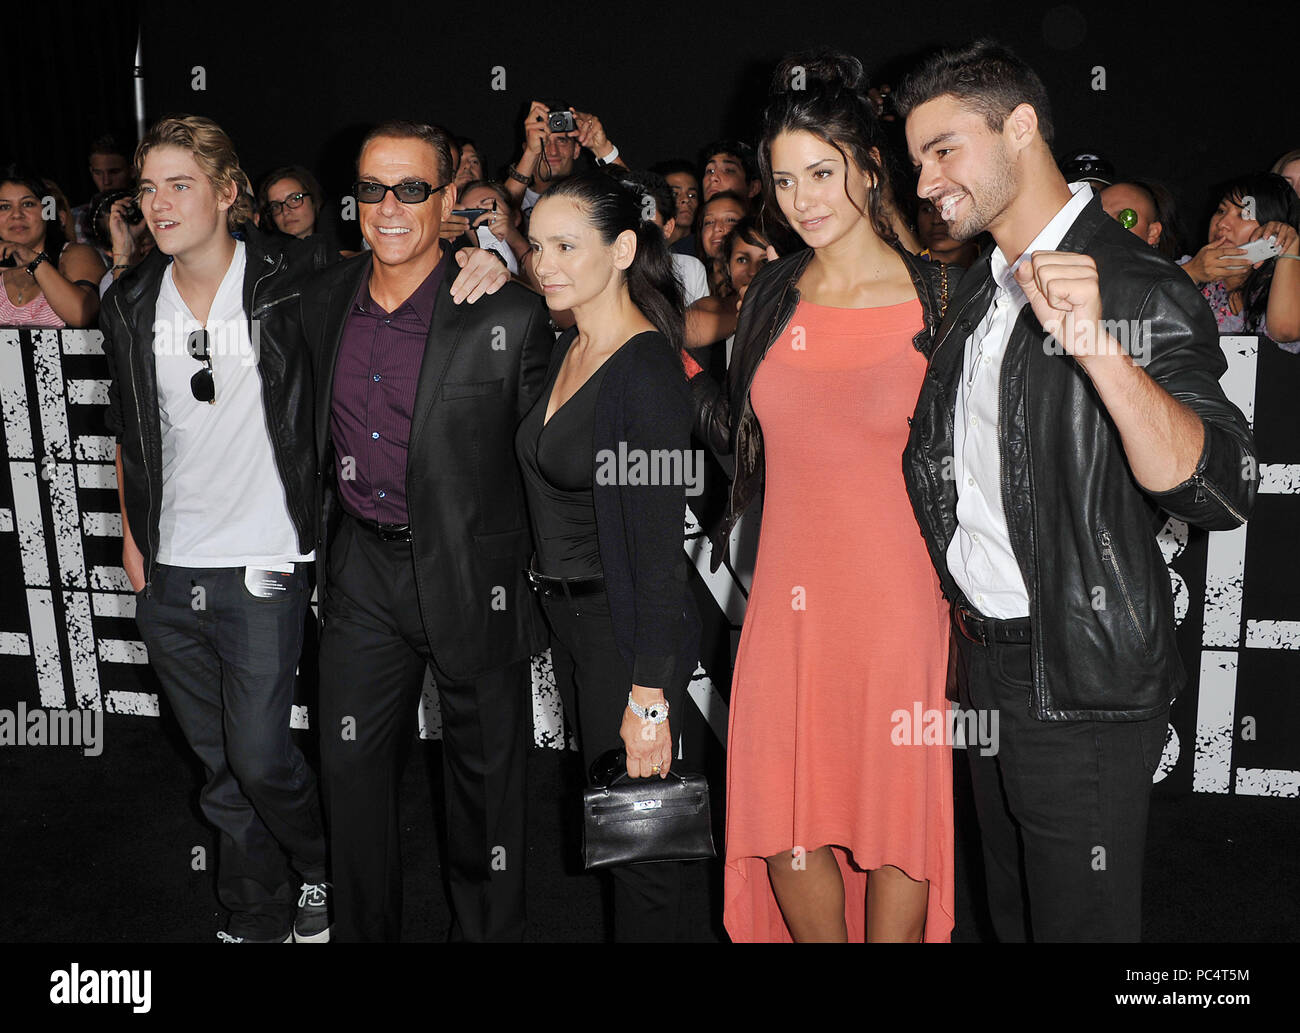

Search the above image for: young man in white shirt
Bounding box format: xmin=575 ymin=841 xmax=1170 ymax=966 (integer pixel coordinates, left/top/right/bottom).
xmin=900 ymin=41 xmax=1256 ymax=942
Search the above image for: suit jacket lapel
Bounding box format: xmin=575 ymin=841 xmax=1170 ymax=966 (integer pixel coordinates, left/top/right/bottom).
xmin=316 ymin=258 xmax=369 ymax=466
xmin=407 ymin=276 xmax=470 ymax=459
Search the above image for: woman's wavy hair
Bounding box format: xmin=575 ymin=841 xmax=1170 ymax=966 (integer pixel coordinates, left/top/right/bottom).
xmin=757 ymin=48 xmax=896 ymax=244
xmin=256 ymin=164 xmax=325 ymax=235
xmin=134 ymin=115 xmax=253 ymax=232
xmin=540 ymin=172 xmax=686 ymax=359
xmin=721 ymin=217 xmax=772 ymax=292
xmin=1215 ymin=172 xmax=1300 ymax=332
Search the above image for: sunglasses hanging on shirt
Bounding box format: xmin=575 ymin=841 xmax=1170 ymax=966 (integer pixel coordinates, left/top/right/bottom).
xmin=188 ymin=328 xmax=215 ymax=403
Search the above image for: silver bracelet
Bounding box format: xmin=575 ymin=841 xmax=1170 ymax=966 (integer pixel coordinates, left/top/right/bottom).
xmin=1277 ymin=253 xmax=1300 ymax=262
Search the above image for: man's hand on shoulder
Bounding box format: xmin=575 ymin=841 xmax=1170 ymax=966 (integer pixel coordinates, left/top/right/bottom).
xmin=451 ymin=247 xmax=510 ymax=304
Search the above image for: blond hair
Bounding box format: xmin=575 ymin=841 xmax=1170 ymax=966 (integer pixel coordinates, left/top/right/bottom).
xmin=135 ymin=115 xmax=253 ymax=231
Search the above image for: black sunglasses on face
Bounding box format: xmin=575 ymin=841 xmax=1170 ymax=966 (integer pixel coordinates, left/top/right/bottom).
xmin=187 ymin=329 xmax=215 ymax=403
xmin=353 ymin=179 xmax=451 ymax=204
xmin=266 ymin=191 xmax=309 ymax=215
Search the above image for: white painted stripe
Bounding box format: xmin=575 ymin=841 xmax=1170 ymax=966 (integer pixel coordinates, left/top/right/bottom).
xmin=66 ymin=379 xmax=110 ymax=406
xmin=0 ymin=507 xmax=11 ymax=532
xmin=0 ymin=331 xmax=33 ymax=458
xmin=1234 ymin=768 xmax=1300 ymax=797
xmin=60 ymin=329 xmax=105 ymax=355
xmin=74 ymin=435 xmax=116 ymax=462
xmin=1193 ymin=650 xmax=1237 ymax=794
xmin=92 ymin=592 xmax=137 ymax=619
xmin=48 ymin=462 xmax=88 ymax=590
xmin=1259 ymin=464 xmax=1300 ymax=494
xmin=686 ymin=664 xmax=730 ymax=745
xmin=0 ymin=631 xmax=31 ymax=655
xmin=27 ymin=589 xmax=66 ymax=707
xmin=10 ymin=462 xmax=48 ymax=586
xmin=82 ymin=511 xmax=123 ymax=537
xmin=90 ymin=565 xmax=133 ymax=592
xmin=98 ymin=638 xmax=149 ymax=664
xmin=62 ymin=591 xmax=101 ymax=709
xmin=1244 ymin=620 xmax=1300 ymax=649
xmin=1218 ymin=335 xmax=1257 ymax=429
xmin=106 ymin=690 xmax=159 ymax=717
xmin=1202 ymin=524 xmax=1246 ymax=648
xmin=77 ymin=463 xmax=116 ymax=489
xmin=291 ymin=705 xmax=309 ymax=730
xmin=32 ymin=331 xmax=71 ymax=459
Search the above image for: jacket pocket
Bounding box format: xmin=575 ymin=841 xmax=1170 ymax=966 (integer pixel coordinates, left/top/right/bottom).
xmin=443 ymin=378 xmax=504 ymax=400
xmin=251 ymin=291 xmax=301 ymax=318
xmin=1098 ymin=527 xmax=1150 ymax=655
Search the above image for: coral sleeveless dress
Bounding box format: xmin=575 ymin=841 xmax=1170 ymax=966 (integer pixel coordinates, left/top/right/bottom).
xmin=723 ymin=296 xmax=954 ymax=942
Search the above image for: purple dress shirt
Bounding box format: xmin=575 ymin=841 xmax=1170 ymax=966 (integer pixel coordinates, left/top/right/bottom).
xmin=330 ymin=250 xmax=447 ymax=523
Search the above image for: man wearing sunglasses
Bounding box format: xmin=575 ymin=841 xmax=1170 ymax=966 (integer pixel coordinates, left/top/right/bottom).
xmin=101 ymin=115 xmax=515 ymax=944
xmin=299 ymin=119 xmax=553 ymax=942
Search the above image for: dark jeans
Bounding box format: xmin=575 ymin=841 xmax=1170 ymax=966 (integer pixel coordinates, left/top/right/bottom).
xmin=317 ymin=516 xmax=529 ymax=942
xmin=134 ymin=562 xmax=326 ymax=940
xmin=954 ymin=623 xmax=1168 ymax=942
xmin=538 ymin=583 xmax=694 ymax=942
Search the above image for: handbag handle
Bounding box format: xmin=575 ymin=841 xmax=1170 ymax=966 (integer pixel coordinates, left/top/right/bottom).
xmin=601 ymin=769 xmax=693 ymax=792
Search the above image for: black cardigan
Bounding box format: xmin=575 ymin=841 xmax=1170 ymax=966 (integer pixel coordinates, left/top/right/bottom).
xmin=544 ymin=327 xmax=701 ymax=688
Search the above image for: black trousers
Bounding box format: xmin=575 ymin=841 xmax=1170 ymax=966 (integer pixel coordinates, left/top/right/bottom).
xmin=318 ymin=516 xmax=529 ymax=942
xmin=954 ymin=625 xmax=1168 ymax=942
xmin=135 ymin=563 xmax=326 ymax=940
xmin=538 ymin=583 xmax=694 ymax=942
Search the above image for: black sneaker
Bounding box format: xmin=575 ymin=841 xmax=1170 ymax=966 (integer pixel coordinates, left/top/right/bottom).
xmin=293 ymin=882 xmax=331 ymax=943
xmin=217 ymin=930 xmax=291 ymax=943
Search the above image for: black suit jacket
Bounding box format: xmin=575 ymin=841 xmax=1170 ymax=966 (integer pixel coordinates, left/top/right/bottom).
xmin=301 ymin=249 xmax=554 ymax=680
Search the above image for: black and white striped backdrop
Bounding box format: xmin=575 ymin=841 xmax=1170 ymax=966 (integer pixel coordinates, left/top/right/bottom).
xmin=1 ymin=326 xmax=1297 ymax=800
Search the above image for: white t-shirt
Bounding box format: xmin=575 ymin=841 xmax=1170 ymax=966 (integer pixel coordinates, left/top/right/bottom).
xmin=151 ymin=240 xmax=312 ymax=567
xmin=947 ymin=182 xmax=1094 ymax=618
xmin=671 ymin=253 xmax=710 ymax=306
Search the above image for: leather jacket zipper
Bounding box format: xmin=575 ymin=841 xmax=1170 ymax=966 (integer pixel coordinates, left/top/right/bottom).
xmin=1192 ymin=472 xmax=1246 ymax=524
xmin=117 ymin=291 xmax=157 ymax=599
xmin=1099 ymin=528 xmax=1148 ymax=652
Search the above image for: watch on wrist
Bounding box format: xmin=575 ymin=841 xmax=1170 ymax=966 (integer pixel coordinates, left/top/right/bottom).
xmin=26 ymin=251 xmax=50 ymax=277
xmin=507 ymin=164 xmax=534 ymax=187
xmin=627 ymin=693 xmax=669 ymax=724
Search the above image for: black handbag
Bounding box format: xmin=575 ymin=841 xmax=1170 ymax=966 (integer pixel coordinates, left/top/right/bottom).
xmin=582 ymin=749 xmax=716 ymax=870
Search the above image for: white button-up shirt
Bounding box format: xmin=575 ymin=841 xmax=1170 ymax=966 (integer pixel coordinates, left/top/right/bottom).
xmin=947 ymin=182 xmax=1095 ymax=618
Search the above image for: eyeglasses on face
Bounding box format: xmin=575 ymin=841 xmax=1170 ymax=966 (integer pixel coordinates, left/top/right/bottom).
xmin=267 ymin=191 xmax=309 ymax=215
xmin=352 ymin=179 xmax=450 ymax=205
xmin=187 ymin=329 xmax=215 ymax=403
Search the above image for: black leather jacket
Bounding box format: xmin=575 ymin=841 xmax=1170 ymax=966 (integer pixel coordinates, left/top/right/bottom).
xmin=691 ymin=242 xmax=956 ymax=568
xmin=102 ymin=226 xmax=318 ymax=594
xmin=903 ymin=196 xmax=1257 ymax=720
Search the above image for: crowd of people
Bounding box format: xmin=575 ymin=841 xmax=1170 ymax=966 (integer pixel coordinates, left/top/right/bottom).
xmin=1 ymin=37 xmax=1289 ymax=944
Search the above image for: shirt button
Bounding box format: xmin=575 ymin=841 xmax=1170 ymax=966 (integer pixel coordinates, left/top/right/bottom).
xmin=373 ymin=373 xmax=381 ymax=382
xmin=967 ymin=477 xmax=975 ymax=486
xmin=972 ymin=533 xmax=981 ymax=542
xmin=377 ymin=489 xmax=386 ymax=498
xmin=983 ymin=355 xmax=991 ymax=365
xmin=371 ymin=431 xmax=380 ymax=440
xmin=384 ymin=318 xmax=391 ymax=325
xmin=970 ymin=416 xmax=978 ymax=426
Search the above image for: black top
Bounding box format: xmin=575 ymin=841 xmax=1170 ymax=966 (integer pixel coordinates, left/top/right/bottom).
xmin=516 ymin=345 xmax=614 ymax=577
xmin=515 ymin=327 xmax=701 ymax=688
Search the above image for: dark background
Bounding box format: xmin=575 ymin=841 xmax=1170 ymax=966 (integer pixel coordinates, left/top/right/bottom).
xmin=10 ymin=0 xmax=1298 ymax=252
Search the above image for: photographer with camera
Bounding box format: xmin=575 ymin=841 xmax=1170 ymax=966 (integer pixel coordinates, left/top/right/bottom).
xmin=89 ymin=189 xmax=155 ymax=296
xmin=503 ymin=100 xmax=628 ymax=221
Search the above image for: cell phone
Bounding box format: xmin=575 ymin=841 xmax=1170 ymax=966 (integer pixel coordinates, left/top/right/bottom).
xmin=1236 ymin=237 xmax=1282 ymax=263
xmin=450 ymin=207 xmax=491 ymax=220
xmin=547 ymin=110 xmax=577 ymax=134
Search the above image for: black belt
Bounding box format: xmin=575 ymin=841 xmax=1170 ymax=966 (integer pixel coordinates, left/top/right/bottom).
xmin=952 ymin=600 xmax=1032 ymax=646
xmin=349 ymin=515 xmax=412 ymax=542
xmin=526 ymin=567 xmax=606 ymax=597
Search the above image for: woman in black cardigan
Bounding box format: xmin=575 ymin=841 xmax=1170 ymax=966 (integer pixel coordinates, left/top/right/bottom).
xmin=515 ymin=173 xmax=702 ymax=941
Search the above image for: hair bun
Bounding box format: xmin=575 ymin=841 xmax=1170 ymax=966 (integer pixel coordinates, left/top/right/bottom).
xmin=770 ymin=48 xmax=868 ymax=99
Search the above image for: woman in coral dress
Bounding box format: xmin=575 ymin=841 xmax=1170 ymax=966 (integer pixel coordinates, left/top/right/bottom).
xmin=690 ymin=49 xmax=956 ymax=941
